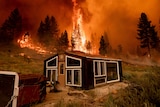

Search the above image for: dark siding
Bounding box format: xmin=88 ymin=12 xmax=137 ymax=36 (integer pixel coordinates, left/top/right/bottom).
xmin=82 ymin=58 xmax=94 ymax=90
xmin=118 ymin=61 xmax=123 ymax=82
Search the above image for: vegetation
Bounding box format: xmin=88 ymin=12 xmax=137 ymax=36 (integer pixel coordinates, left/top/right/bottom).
xmin=1 ymin=8 xmax=160 ymax=107
xmin=0 ymin=44 xmax=49 ymax=74
xmin=137 ymin=12 xmax=159 ymax=57
xmin=100 ymin=63 xmax=160 ymax=107
xmin=37 ymin=15 xmax=59 ymax=47
xmin=58 ymin=30 xmax=69 ymax=51
xmin=99 ymin=35 xmax=107 ymax=56
xmin=85 ymin=40 xmax=92 ymax=54
xmin=0 ymin=8 xmax=22 ymax=44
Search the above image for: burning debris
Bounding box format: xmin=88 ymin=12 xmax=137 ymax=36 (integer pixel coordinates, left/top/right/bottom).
xmin=17 ymin=32 xmax=50 ymax=54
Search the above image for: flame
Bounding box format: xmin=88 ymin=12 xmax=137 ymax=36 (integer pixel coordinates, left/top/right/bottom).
xmin=17 ymin=33 xmax=50 ymax=54
xmin=72 ymin=0 xmax=87 ymax=52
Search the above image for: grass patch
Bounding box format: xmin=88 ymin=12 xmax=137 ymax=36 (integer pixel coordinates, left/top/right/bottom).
xmin=54 ymin=99 xmax=83 ymax=107
xmin=102 ymin=63 xmax=160 ymax=107
xmin=0 ymin=46 xmax=49 ymax=74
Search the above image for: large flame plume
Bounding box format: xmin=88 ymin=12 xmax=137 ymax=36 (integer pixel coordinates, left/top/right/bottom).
xmin=72 ymin=0 xmax=87 ymax=52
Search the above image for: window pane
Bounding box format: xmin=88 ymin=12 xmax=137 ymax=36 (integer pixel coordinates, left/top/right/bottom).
xmin=52 ymin=70 xmax=56 ymax=81
xmin=67 ymin=57 xmax=80 ymax=66
xmin=47 ymin=70 xmax=51 ymax=81
xmin=67 ymin=70 xmax=72 ymax=84
xmin=100 ymin=62 xmax=105 ymax=75
xmin=74 ymin=70 xmax=80 ymax=85
xmin=95 ymin=62 xmax=98 ymax=75
xmin=48 ymin=58 xmax=57 ymax=66
xmin=0 ymin=74 xmax=15 ymax=107
xmin=96 ymin=78 xmax=105 ymax=84
xmin=107 ymin=63 xmax=118 ymax=81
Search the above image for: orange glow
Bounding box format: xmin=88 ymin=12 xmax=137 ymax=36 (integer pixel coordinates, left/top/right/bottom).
xmin=72 ymin=0 xmax=87 ymax=52
xmin=17 ymin=33 xmax=50 ymax=54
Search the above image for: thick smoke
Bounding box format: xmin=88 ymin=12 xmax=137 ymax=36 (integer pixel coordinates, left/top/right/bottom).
xmin=0 ymin=0 xmax=159 ymax=52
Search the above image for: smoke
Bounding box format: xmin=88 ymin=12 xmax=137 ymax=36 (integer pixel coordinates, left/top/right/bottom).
xmin=0 ymin=0 xmax=159 ymax=52
xmin=83 ymin=0 xmax=159 ymax=52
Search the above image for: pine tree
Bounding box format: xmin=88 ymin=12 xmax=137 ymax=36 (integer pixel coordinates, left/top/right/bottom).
xmin=99 ymin=35 xmax=107 ymax=56
xmin=137 ymin=12 xmax=159 ymax=57
xmin=103 ymin=32 xmax=112 ymax=54
xmin=37 ymin=15 xmax=59 ymax=47
xmin=58 ymin=30 xmax=69 ymax=50
xmin=85 ymin=40 xmax=92 ymax=54
xmin=0 ymin=8 xmax=22 ymax=44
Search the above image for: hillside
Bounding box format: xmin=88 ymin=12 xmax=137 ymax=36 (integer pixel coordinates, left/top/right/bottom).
xmin=0 ymin=44 xmax=52 ymax=74
xmin=1 ymin=44 xmax=160 ymax=107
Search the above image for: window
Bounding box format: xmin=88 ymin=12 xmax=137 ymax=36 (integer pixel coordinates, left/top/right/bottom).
xmin=66 ymin=56 xmax=81 ymax=68
xmin=106 ymin=63 xmax=119 ymax=82
xmin=46 ymin=69 xmax=57 ymax=83
xmin=94 ymin=61 xmax=106 ymax=77
xmin=67 ymin=70 xmax=72 ymax=84
xmin=95 ymin=62 xmax=98 ymax=75
xmin=74 ymin=70 xmax=81 ymax=85
xmin=46 ymin=56 xmax=58 ymax=68
xmin=93 ymin=60 xmax=120 ymax=86
xmin=66 ymin=69 xmax=81 ymax=87
xmin=100 ymin=62 xmax=105 ymax=75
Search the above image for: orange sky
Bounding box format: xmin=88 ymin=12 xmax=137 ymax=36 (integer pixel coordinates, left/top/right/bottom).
xmin=0 ymin=0 xmax=159 ymax=53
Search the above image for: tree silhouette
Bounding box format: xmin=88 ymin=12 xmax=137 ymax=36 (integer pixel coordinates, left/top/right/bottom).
xmin=37 ymin=15 xmax=59 ymax=47
xmin=137 ymin=12 xmax=159 ymax=57
xmin=99 ymin=35 xmax=107 ymax=56
xmin=103 ymin=32 xmax=112 ymax=54
xmin=0 ymin=8 xmax=22 ymax=44
xmin=58 ymin=30 xmax=69 ymax=50
xmin=85 ymin=40 xmax=92 ymax=54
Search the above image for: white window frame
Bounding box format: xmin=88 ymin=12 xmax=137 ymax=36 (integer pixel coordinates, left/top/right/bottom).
xmin=65 ymin=55 xmax=82 ymax=68
xmin=46 ymin=56 xmax=58 ymax=69
xmin=93 ymin=60 xmax=120 ymax=86
xmin=66 ymin=69 xmax=82 ymax=87
xmin=106 ymin=61 xmax=120 ymax=83
xmin=93 ymin=60 xmax=106 ymax=77
xmin=46 ymin=69 xmax=58 ymax=83
xmin=0 ymin=71 xmax=19 ymax=107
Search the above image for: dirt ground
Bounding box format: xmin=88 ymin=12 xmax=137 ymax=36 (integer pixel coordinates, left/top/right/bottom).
xmin=33 ymin=82 xmax=128 ymax=107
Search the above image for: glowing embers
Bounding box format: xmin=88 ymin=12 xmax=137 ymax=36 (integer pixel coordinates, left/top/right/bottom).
xmin=17 ymin=32 xmax=48 ymax=54
xmin=72 ymin=0 xmax=87 ymax=52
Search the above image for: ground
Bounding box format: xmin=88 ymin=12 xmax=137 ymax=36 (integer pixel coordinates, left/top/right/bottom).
xmin=33 ymin=82 xmax=128 ymax=107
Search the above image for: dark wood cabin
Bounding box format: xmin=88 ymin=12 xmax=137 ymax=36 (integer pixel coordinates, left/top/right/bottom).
xmin=44 ymin=51 xmax=122 ymax=90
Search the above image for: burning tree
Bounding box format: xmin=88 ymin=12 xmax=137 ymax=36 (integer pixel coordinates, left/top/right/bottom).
xmin=71 ymin=0 xmax=87 ymax=52
xmin=137 ymin=12 xmax=159 ymax=57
